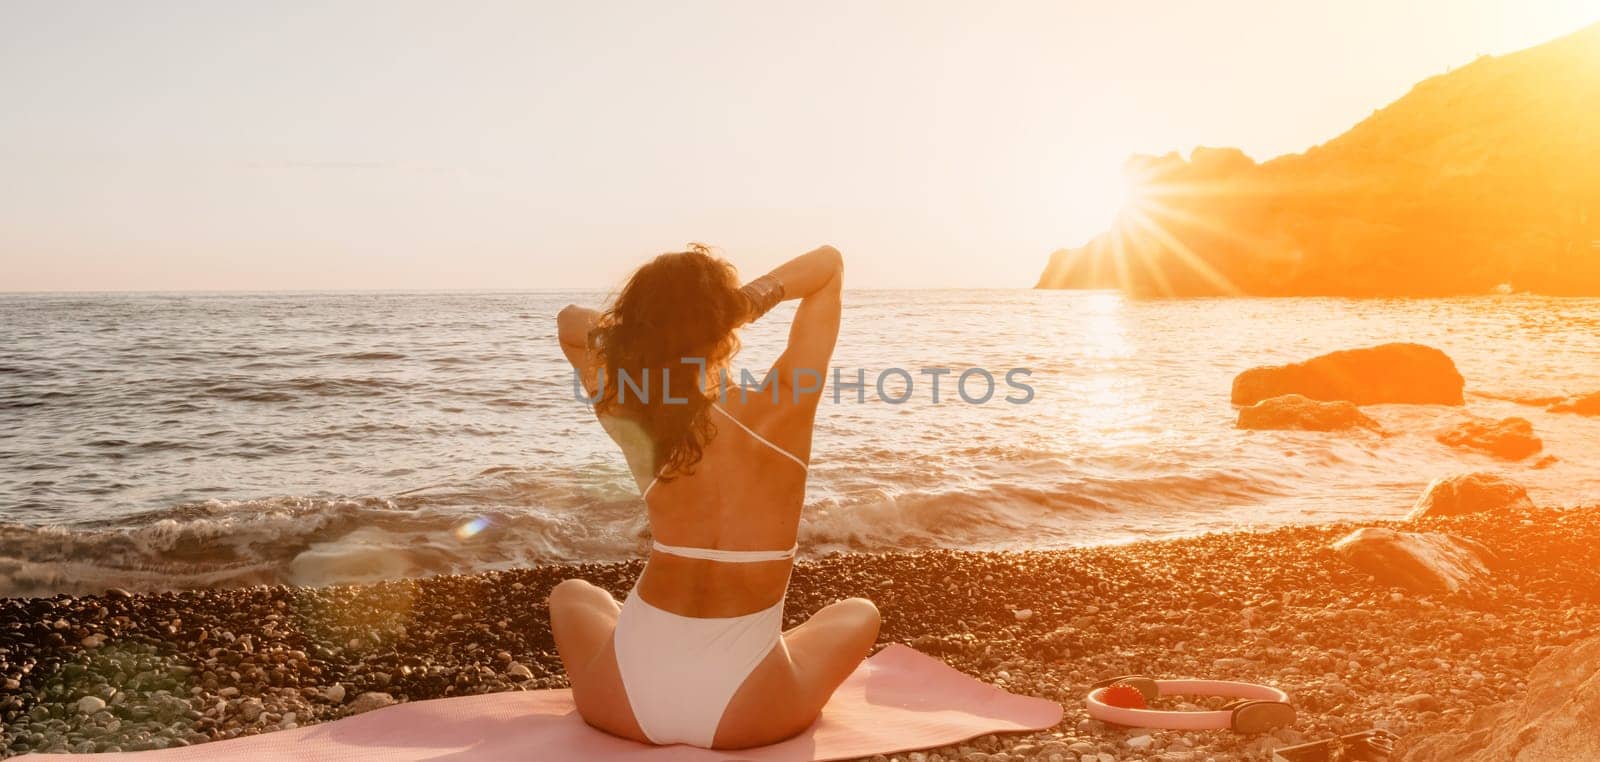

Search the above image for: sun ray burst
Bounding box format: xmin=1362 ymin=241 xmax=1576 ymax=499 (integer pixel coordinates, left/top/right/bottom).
xmin=1125 ymin=207 xmax=1243 ymax=296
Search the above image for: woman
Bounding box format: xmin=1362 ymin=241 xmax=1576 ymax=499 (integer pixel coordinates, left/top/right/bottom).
xmin=548 ymin=243 xmax=880 ymax=749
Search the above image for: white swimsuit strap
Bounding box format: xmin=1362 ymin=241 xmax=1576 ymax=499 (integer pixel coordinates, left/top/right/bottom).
xmin=652 ymin=540 xmax=798 ymax=562
xmin=637 ymin=403 xmax=805 ymax=500
xmin=710 ymin=403 xmax=808 ymax=471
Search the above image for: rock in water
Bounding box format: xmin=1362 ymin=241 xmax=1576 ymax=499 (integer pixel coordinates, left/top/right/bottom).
xmin=1330 ymin=528 xmax=1492 ymax=594
xmin=1435 ymin=417 xmax=1542 ymax=460
xmin=1548 ymin=390 xmax=1600 ymax=416
xmin=1236 ymin=393 xmax=1381 ymax=431
xmin=1231 ymin=343 xmax=1464 ymax=406
xmin=1402 ymin=637 xmax=1600 ymax=760
xmin=347 ymin=692 xmax=398 ymax=715
xmin=1407 ymin=473 xmax=1533 ymax=520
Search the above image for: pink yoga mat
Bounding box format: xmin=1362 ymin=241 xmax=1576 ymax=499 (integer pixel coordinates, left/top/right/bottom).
xmin=66 ymin=644 xmax=1062 ymax=761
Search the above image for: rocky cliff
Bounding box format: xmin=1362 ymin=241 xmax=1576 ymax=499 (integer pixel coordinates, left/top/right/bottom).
xmin=1037 ymin=23 xmax=1600 ymax=296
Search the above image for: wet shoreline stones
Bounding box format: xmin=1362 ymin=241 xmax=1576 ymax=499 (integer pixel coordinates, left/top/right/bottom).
xmin=1408 ymin=473 xmax=1533 ymax=520
xmin=1235 ymin=394 xmax=1381 ymax=432
xmin=5 ymin=504 xmax=1600 ymax=760
xmin=1547 ymin=390 xmax=1600 ymax=416
xmin=1435 ymin=417 xmax=1542 ymax=460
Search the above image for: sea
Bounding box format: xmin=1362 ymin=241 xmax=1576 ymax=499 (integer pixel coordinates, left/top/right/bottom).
xmin=3 ymin=290 xmax=1598 ymax=596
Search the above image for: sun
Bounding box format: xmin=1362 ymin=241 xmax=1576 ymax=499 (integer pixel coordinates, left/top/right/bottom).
xmin=1117 ymin=171 xmax=1147 ymax=214
xmin=1086 ymin=164 xmax=1245 ymax=297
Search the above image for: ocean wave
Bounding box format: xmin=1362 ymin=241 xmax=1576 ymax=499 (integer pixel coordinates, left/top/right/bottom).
xmin=200 ymin=384 xmax=297 ymax=403
xmin=0 ymin=495 xmax=650 ymax=598
xmin=187 ymin=376 xmax=407 ymax=404
xmin=1470 ymin=390 xmax=1567 ymax=407
xmin=327 ymin=351 xmax=408 ymax=361
xmin=0 ymin=466 xmax=1293 ymax=597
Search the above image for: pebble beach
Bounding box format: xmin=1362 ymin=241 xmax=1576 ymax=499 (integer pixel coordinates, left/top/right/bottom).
xmin=4 ymin=503 xmax=1598 ymax=760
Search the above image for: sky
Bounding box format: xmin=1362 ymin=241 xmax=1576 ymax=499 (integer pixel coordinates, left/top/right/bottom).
xmin=2 ymin=1 xmax=1597 ymax=291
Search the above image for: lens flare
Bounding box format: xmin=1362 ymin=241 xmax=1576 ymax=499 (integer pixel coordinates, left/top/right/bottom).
xmin=454 ymin=515 xmax=492 ymax=540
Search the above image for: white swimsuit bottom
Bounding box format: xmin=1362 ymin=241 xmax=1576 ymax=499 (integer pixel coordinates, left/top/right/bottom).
xmin=613 ymin=579 xmax=788 ymax=746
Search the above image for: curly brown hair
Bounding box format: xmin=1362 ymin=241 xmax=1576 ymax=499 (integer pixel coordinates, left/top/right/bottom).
xmin=592 ymin=244 xmax=746 ymax=480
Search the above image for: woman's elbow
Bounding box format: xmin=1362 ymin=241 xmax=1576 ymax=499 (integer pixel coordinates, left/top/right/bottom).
xmin=556 ymin=304 xmax=590 ymax=344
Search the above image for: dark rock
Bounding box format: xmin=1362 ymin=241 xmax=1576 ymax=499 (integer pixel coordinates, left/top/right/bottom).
xmin=1407 ymin=473 xmax=1533 ymax=520
xmin=1231 ymin=343 xmax=1464 ymax=406
xmin=1548 ymin=390 xmax=1600 ymax=416
xmin=1330 ymin=528 xmax=1493 ymax=594
xmin=1402 ymin=637 xmax=1600 ymax=761
xmin=1435 ymin=417 xmax=1542 ymax=460
xmin=1236 ymin=393 xmax=1381 ymax=432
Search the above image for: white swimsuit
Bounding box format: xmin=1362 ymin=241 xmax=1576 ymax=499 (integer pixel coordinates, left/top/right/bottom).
xmin=611 ymin=403 xmax=808 ymax=747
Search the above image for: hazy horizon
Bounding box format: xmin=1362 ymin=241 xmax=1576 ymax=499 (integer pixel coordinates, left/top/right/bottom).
xmin=3 ymin=1 xmax=1596 ymax=292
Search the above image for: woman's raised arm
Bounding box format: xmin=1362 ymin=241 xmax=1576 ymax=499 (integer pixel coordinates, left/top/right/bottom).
xmin=557 ymin=304 xmax=603 ymax=397
xmin=745 ymin=246 xmax=844 ymax=403
xmin=744 ymin=245 xmax=844 ymax=316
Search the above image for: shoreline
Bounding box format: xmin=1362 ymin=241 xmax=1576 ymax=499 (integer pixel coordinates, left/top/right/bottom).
xmin=5 ymin=506 xmax=1599 ymax=760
